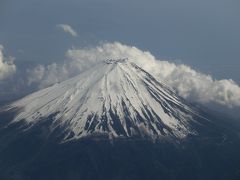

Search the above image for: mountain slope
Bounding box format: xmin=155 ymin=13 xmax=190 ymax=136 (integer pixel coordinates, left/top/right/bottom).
xmin=6 ymin=59 xmax=205 ymax=141
xmin=1 ymin=59 xmax=240 ymax=180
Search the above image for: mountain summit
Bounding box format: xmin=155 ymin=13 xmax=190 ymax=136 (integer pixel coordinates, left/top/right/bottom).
xmin=7 ymin=59 xmax=203 ymax=141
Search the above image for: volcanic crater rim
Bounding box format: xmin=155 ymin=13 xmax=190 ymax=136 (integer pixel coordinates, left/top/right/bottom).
xmin=104 ymin=58 xmax=128 ymax=64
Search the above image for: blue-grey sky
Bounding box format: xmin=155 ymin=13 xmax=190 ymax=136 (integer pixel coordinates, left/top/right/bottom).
xmin=0 ymin=0 xmax=240 ymax=83
xmin=0 ymin=0 xmax=240 ymax=119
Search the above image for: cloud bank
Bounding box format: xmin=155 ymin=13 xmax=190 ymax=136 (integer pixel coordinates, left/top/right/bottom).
xmin=28 ymin=42 xmax=240 ymax=109
xmin=0 ymin=45 xmax=16 ymax=80
xmin=57 ymin=24 xmax=78 ymax=37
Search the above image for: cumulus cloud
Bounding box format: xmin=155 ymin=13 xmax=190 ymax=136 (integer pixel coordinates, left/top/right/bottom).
xmin=27 ymin=42 xmax=240 ymax=109
xmin=57 ymin=24 xmax=78 ymax=37
xmin=0 ymin=45 xmax=16 ymax=80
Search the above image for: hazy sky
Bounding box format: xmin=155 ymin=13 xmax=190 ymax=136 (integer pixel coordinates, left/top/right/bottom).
xmin=0 ymin=0 xmax=240 ymax=118
xmin=0 ymin=0 xmax=239 ymax=83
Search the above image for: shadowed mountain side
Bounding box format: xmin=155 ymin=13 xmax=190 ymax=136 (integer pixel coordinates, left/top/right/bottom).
xmin=0 ymin=108 xmax=240 ymax=180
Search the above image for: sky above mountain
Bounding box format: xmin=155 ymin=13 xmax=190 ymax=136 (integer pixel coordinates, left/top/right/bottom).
xmin=0 ymin=0 xmax=239 ymax=118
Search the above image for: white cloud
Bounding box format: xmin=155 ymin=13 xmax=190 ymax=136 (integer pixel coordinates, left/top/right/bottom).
xmin=27 ymin=42 xmax=240 ymax=108
xmin=27 ymin=63 xmax=69 ymax=88
xmin=57 ymin=24 xmax=78 ymax=37
xmin=0 ymin=45 xmax=16 ymax=80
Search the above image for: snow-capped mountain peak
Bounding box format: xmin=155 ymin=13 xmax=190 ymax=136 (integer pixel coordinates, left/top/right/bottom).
xmin=9 ymin=59 xmax=202 ymax=141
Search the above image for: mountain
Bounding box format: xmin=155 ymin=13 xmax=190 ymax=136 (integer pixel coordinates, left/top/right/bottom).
xmin=6 ymin=59 xmax=203 ymax=141
xmin=0 ymin=59 xmax=240 ymax=180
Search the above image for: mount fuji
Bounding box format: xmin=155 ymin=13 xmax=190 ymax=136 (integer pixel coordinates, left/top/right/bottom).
xmin=5 ymin=59 xmax=203 ymax=141
xmin=0 ymin=59 xmax=240 ymax=180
